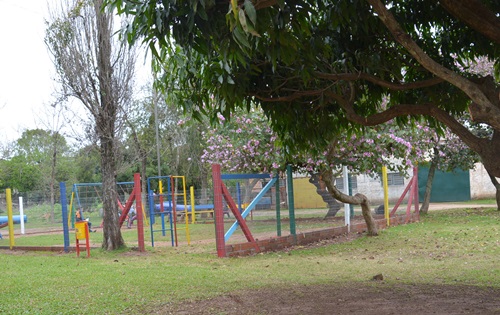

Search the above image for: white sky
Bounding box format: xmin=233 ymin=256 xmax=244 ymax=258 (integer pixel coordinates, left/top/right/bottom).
xmin=0 ymin=0 xmax=54 ymax=142
xmin=0 ymin=0 xmax=152 ymax=145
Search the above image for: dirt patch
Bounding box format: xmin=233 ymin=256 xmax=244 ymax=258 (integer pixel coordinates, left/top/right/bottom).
xmin=161 ymin=283 xmax=500 ymax=315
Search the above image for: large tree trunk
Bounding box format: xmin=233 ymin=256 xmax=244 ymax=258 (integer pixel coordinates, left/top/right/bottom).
xmin=420 ymin=148 xmax=439 ymax=214
xmin=96 ymin=0 xmax=124 ymax=250
xmin=320 ymin=169 xmax=378 ymax=236
xmin=100 ymin=135 xmax=125 ymax=250
xmin=487 ymin=172 xmax=500 ymax=211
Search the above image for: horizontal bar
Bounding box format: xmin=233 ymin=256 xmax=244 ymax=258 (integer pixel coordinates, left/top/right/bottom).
xmin=221 ymin=173 xmax=272 ymax=180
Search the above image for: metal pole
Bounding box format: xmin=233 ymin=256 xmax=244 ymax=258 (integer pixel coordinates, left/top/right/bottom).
xmin=60 ymin=182 xmax=70 ymax=252
xmin=275 ymin=176 xmax=281 ymax=237
xmin=382 ymin=166 xmax=390 ymax=226
xmin=154 ymin=89 xmax=161 ymax=177
xmin=19 ymin=196 xmax=25 ymax=235
xmin=6 ymin=189 xmax=14 ymax=249
xmin=212 ymin=164 xmax=226 ymax=257
xmin=286 ymin=165 xmax=296 ymax=235
xmin=343 ymin=166 xmax=350 ymax=230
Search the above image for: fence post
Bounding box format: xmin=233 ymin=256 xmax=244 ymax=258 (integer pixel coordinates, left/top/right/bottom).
xmin=60 ymin=182 xmax=70 ymax=252
xmin=134 ymin=173 xmax=145 ymax=252
xmin=212 ymin=164 xmax=226 ymax=257
xmin=286 ymin=165 xmax=296 ymax=236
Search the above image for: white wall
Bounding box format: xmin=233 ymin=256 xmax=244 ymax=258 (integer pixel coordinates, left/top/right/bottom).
xmin=470 ymin=163 xmax=497 ymax=199
xmin=352 ymin=174 xmax=409 ymax=205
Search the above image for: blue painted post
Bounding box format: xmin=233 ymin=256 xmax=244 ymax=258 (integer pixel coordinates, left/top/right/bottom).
xmin=237 ymin=182 xmax=242 ymax=214
xmin=60 ymin=182 xmax=70 ymax=252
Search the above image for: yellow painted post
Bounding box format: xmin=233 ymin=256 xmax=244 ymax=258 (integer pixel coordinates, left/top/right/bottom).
xmin=6 ymin=188 xmax=15 ymax=249
xmin=68 ymin=191 xmax=75 ymax=228
xmin=190 ymin=186 xmax=196 ymax=224
xmin=141 ymin=204 xmax=149 ymax=226
xmin=181 ymin=177 xmax=190 ymax=245
xmin=382 ymin=166 xmax=390 ymax=226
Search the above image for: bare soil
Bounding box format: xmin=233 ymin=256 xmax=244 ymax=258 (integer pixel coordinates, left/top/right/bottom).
xmin=163 ymin=283 xmax=500 ymax=315
xmin=160 ymin=205 xmax=500 ymax=315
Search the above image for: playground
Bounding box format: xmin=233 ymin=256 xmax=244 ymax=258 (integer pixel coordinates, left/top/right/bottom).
xmin=1 ymin=166 xmax=500 ymax=313
xmin=0 ymin=165 xmax=423 ymax=255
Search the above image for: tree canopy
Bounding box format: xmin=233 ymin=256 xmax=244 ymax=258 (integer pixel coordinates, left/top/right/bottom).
xmin=106 ymin=0 xmax=499 ymax=179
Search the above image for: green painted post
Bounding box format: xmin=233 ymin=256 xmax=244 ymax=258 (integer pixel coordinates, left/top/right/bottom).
xmin=275 ymin=176 xmax=281 ymax=236
xmin=286 ymin=165 xmax=296 ymax=235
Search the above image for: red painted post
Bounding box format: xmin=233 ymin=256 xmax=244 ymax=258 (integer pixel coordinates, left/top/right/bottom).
xmin=118 ymin=192 xmax=136 ymax=227
xmin=171 ymin=176 xmax=179 ymax=247
xmin=405 ymin=178 xmax=413 ymax=223
xmin=390 ymin=178 xmax=413 ymax=217
xmin=134 ymin=173 xmax=145 ymax=252
xmin=212 ymin=164 xmax=226 ymax=257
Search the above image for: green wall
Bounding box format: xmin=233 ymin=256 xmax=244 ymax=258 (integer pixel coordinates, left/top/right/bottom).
xmin=418 ymin=167 xmax=471 ymax=202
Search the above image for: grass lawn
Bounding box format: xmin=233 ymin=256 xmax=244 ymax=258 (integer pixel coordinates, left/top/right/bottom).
xmin=1 ymin=206 xmax=500 ymax=314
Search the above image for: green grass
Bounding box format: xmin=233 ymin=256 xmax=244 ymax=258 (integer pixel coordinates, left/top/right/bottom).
xmin=1 ymin=206 xmax=500 ymax=314
xmin=463 ymin=198 xmax=497 ymax=204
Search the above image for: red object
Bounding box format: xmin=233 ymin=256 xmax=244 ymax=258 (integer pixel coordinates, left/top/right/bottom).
xmin=212 ymin=164 xmax=259 ymax=257
xmin=171 ymin=177 xmax=179 ymax=247
xmin=134 ymin=173 xmax=145 ymax=252
xmin=212 ymin=164 xmax=226 ymax=257
xmin=221 ymin=183 xmax=259 ymax=251
xmin=390 ymin=166 xmax=420 ymax=223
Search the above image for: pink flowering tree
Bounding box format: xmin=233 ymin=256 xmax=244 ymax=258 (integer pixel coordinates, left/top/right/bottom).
xmin=201 ymin=106 xmax=441 ymax=235
xmin=202 ymin=107 xmax=437 ymax=176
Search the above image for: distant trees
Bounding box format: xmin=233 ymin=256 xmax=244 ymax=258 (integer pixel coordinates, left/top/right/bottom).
xmin=0 ymin=128 xmax=74 ymax=221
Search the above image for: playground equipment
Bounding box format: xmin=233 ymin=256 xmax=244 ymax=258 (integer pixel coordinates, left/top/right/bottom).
xmin=211 ymin=164 xmax=293 ymax=257
xmin=0 ymin=189 xmax=28 ymax=246
xmin=147 ymin=175 xmax=190 ymax=247
xmin=61 ymin=173 xmax=146 ymax=252
xmin=69 ymin=181 xmax=136 ymax=228
xmin=0 ymin=215 xmax=27 ymax=225
xmin=75 ymin=220 xmax=90 ymax=258
xmin=387 ymin=166 xmax=420 ymax=223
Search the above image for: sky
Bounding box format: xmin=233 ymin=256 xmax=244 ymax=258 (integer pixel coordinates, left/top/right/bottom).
xmin=0 ymin=0 xmax=54 ymax=142
xmin=0 ymin=0 xmax=151 ymax=144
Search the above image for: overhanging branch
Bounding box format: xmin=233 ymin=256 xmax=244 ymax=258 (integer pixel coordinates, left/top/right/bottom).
xmin=440 ymin=0 xmax=500 ymax=44
xmin=366 ymin=0 xmax=500 ymax=130
xmin=327 ymin=90 xmax=488 ymax=154
xmin=314 ymin=72 xmax=444 ymax=91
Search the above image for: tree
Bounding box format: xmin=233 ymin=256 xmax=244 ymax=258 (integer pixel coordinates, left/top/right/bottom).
xmin=45 ymin=0 xmax=136 ymax=250
xmin=15 ymin=128 xmax=72 ymax=221
xmin=106 ymin=1 xmax=499 ymax=206
xmin=0 ymin=155 xmax=42 ymax=192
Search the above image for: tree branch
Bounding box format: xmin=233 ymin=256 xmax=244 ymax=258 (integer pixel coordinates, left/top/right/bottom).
xmin=440 ymin=0 xmax=500 ymax=44
xmin=366 ymin=0 xmax=500 ymax=130
xmin=326 ymin=90 xmax=488 ymax=154
xmin=314 ymin=71 xmax=444 ymax=91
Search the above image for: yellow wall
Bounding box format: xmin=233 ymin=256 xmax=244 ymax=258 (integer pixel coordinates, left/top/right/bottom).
xmin=293 ymin=178 xmax=328 ymax=209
